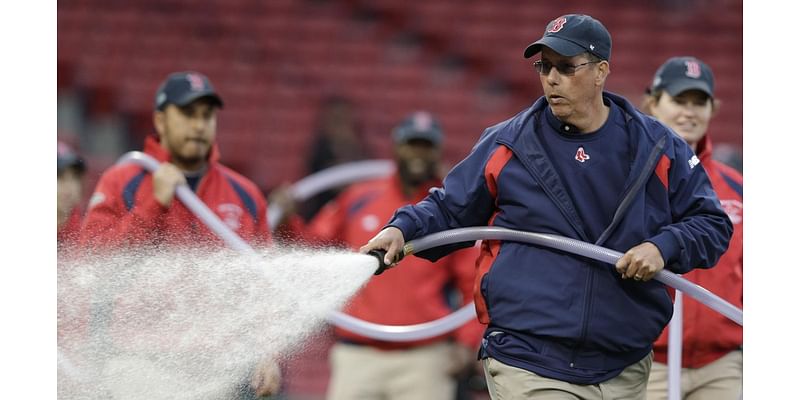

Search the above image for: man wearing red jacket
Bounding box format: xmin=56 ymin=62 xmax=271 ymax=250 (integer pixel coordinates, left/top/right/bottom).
xmin=283 ymin=111 xmax=483 ymax=400
xmin=78 ymin=71 xmax=279 ymax=398
xmin=642 ymin=57 xmax=743 ymax=400
xmin=80 ymin=71 xmax=269 ymax=250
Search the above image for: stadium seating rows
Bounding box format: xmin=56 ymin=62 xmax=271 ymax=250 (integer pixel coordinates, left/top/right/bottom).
xmin=58 ymin=0 xmax=742 ymax=192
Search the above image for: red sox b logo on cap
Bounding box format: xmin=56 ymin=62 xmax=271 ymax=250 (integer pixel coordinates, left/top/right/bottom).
xmin=547 ymin=17 xmax=568 ymax=33
xmin=186 ymin=73 xmax=205 ymax=91
xmin=685 ymin=60 xmax=702 ymax=78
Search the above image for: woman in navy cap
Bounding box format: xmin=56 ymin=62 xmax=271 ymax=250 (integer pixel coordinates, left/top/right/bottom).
xmin=642 ymin=56 xmax=743 ymax=400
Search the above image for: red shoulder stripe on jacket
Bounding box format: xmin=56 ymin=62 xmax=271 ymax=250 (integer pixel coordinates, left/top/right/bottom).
xmin=484 ymin=145 xmax=514 ymax=200
xmin=654 ymin=154 xmax=671 ymax=190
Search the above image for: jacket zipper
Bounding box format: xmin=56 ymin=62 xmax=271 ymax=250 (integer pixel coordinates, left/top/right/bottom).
xmin=570 ymin=136 xmax=668 ymax=368
xmin=595 ymin=135 xmax=667 ymax=246
xmin=571 ymin=264 xmax=595 ymax=368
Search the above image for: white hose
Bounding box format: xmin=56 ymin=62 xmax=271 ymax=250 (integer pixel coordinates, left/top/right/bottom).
xmin=116 ymin=152 xmax=256 ymax=255
xmin=267 ymin=160 xmax=395 ymax=231
xmin=668 ymin=291 xmax=684 ymax=400
xmin=406 ymin=227 xmax=743 ymax=326
xmin=326 ymin=302 xmax=478 ymax=342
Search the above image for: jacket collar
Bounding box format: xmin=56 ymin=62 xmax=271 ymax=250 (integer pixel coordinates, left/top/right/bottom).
xmin=694 ymin=133 xmax=714 ymax=165
xmin=497 ymin=91 xmax=647 ymax=144
xmin=493 ymin=91 xmax=668 ymax=243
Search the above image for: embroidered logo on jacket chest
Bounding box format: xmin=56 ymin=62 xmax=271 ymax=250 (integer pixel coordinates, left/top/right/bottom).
xmin=575 ymin=146 xmax=591 ymax=163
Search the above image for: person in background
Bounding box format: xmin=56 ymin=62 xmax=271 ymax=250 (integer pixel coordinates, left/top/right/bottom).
xmin=360 ymin=14 xmax=733 ymax=399
xmin=80 ymin=71 xmax=270 ymax=250
xmin=57 ymin=140 xmax=87 ymax=249
xmin=301 ymin=94 xmax=370 ymax=220
xmin=78 ymin=71 xmax=280 ymax=398
xmin=280 ymin=111 xmax=483 ymax=400
xmin=642 ymin=56 xmax=743 ymax=400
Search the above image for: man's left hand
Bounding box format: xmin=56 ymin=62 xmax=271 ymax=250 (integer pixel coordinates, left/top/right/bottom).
xmin=615 ymin=242 xmax=665 ymax=281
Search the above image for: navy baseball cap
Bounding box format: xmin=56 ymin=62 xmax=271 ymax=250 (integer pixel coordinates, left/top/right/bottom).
xmin=649 ymin=56 xmax=715 ymax=97
xmin=57 ymin=141 xmax=86 ymax=174
xmin=524 ymin=14 xmax=612 ymax=60
xmin=392 ymin=111 xmax=443 ymax=146
xmin=154 ymin=71 xmax=224 ymax=111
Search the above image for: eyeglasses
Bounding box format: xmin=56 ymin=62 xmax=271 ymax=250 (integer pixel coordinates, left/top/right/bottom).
xmin=532 ymin=60 xmax=600 ymax=76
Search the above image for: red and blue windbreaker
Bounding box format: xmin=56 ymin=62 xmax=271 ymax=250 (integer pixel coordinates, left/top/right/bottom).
xmin=387 ymin=92 xmax=733 ymax=384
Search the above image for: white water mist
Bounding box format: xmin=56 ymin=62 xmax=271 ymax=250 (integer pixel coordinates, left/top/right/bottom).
xmin=57 ymin=246 xmax=377 ymax=399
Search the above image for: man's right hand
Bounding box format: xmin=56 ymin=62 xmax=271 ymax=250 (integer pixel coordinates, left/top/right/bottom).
xmin=359 ymin=226 xmax=405 ymax=266
xmin=152 ymin=163 xmax=187 ymax=207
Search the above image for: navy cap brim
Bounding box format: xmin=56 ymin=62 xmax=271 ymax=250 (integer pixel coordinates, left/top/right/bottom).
xmin=524 ymin=36 xmax=587 ymax=59
xmin=172 ymin=90 xmax=224 ymax=109
xmin=663 ymin=79 xmax=713 ymax=98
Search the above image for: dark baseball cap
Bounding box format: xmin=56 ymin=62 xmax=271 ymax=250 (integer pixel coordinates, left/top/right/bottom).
xmin=392 ymin=111 xmax=443 ymax=146
xmin=57 ymin=141 xmax=86 ymax=174
xmin=649 ymin=56 xmax=715 ymax=97
xmin=154 ymin=71 xmax=224 ymax=111
xmin=524 ymin=14 xmax=612 ymax=61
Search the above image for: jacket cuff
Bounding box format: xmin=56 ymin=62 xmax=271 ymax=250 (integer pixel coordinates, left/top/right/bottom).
xmin=385 ymin=215 xmax=417 ymax=242
xmin=646 ymin=231 xmax=681 ymax=272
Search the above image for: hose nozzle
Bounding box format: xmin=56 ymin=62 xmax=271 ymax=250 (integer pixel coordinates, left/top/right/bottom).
xmin=367 ymin=249 xmax=404 ymax=275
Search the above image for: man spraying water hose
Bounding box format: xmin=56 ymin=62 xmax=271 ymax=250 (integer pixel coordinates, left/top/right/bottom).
xmin=78 ymin=71 xmax=280 ymax=398
xmin=361 ymin=14 xmax=733 ymax=400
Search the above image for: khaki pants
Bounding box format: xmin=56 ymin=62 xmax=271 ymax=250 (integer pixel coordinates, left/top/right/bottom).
xmin=326 ymin=341 xmax=457 ymax=400
xmin=646 ymin=350 xmax=742 ymax=400
xmin=483 ymin=352 xmax=652 ymax=400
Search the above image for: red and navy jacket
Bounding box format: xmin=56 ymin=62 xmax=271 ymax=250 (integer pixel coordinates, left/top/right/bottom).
xmin=79 ymin=135 xmax=270 ymax=250
xmin=387 ymin=92 xmax=733 ymax=384
xmin=302 ymin=174 xmax=484 ymax=350
xmin=653 ymin=134 xmax=743 ymax=368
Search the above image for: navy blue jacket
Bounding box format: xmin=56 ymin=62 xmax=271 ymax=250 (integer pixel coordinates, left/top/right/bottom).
xmin=388 ymin=92 xmax=733 ymax=384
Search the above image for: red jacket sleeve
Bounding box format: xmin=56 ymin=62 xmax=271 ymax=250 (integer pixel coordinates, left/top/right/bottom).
xmin=79 ymin=168 xmax=168 ymax=250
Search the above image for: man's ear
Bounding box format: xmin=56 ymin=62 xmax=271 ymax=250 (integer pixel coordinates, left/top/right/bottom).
xmin=596 ymin=61 xmax=610 ymax=86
